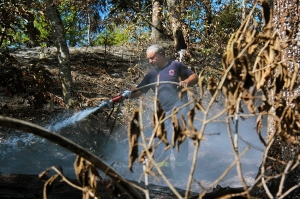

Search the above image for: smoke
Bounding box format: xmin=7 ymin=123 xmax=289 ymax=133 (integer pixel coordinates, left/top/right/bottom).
xmin=0 ymin=92 xmax=266 ymax=192
xmin=99 ymin=92 xmax=267 ymax=191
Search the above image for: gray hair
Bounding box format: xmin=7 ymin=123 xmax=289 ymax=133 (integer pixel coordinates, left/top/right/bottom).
xmin=146 ymin=44 xmax=165 ymax=56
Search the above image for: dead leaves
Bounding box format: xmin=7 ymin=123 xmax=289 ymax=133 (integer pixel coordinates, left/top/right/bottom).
xmin=128 ymin=109 xmax=140 ymax=172
xmin=74 ymin=156 xmax=100 ymax=188
xmin=171 ymin=112 xmax=187 ymax=152
xmin=207 ymin=76 xmax=217 ymax=97
xmin=127 ymin=100 xmax=200 ymax=171
xmin=39 ymin=157 xmax=101 ymax=199
xmin=74 ymin=156 xmax=100 ymax=198
xmin=152 ymin=100 xmax=169 ymax=150
xmin=218 ymin=0 xmax=300 ymax=143
xmin=41 ymin=173 xmax=60 ymax=198
xmin=220 ymin=0 xmax=291 ymax=115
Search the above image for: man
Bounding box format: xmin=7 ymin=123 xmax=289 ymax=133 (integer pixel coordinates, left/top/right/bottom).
xmin=130 ymin=44 xmax=198 ymax=106
xmin=125 ymin=44 xmax=198 ymax=175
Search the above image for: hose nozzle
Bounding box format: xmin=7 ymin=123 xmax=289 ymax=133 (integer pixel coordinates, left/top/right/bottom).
xmin=121 ymin=90 xmax=132 ymax=99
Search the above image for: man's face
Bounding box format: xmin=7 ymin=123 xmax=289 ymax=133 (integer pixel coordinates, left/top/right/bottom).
xmin=146 ymin=50 xmax=164 ymax=68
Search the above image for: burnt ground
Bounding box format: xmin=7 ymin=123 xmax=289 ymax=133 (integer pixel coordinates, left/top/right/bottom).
xmin=0 ymin=46 xmax=151 ymax=139
xmin=0 ymin=46 xmax=153 ymax=198
xmin=0 ymin=46 xmax=245 ymax=198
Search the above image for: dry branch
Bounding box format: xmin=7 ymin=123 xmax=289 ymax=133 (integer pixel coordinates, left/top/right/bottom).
xmin=0 ymin=115 xmax=143 ymax=199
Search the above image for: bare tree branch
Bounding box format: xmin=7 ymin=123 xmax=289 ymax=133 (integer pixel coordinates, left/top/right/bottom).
xmin=0 ymin=115 xmax=143 ymax=199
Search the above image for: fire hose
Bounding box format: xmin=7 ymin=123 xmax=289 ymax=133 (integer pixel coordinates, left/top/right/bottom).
xmin=99 ymin=81 xmax=181 ymax=145
xmin=98 ymin=81 xmax=181 ymax=109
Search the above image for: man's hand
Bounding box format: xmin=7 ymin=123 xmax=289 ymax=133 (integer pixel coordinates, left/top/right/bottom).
xmin=122 ymin=90 xmax=132 ymax=99
xmin=179 ymin=80 xmax=188 ymax=87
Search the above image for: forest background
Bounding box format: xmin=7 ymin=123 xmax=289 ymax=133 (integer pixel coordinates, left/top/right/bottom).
xmin=0 ymin=0 xmax=300 ymax=198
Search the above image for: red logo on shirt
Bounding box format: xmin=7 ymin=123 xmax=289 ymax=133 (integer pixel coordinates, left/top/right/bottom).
xmin=169 ymin=69 xmax=175 ymax=76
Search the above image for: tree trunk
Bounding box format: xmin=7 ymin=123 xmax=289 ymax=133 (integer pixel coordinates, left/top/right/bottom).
xmin=202 ymin=0 xmax=213 ymax=36
xmin=150 ymin=0 xmax=165 ymax=41
xmin=44 ymin=0 xmax=74 ymax=108
xmin=166 ymin=0 xmax=187 ymax=51
xmin=24 ymin=14 xmax=40 ymax=47
xmin=0 ymin=27 xmax=5 ymax=46
xmin=250 ymin=0 xmax=300 ymax=198
xmin=21 ymin=0 xmax=40 ymax=47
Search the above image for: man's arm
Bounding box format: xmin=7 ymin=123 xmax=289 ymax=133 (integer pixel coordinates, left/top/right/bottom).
xmin=130 ymin=89 xmax=144 ymax=99
xmin=180 ymin=73 xmax=198 ymax=87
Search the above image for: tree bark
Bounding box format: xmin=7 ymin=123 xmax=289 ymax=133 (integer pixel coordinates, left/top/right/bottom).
xmin=250 ymin=0 xmax=300 ymax=198
xmin=166 ymin=0 xmax=187 ymax=51
xmin=150 ymin=0 xmax=165 ymax=41
xmin=24 ymin=15 xmax=40 ymax=47
xmin=202 ymin=0 xmax=213 ymax=36
xmin=44 ymin=0 xmax=74 ymax=108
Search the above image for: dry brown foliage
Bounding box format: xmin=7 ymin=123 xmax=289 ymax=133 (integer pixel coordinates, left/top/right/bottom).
xmin=21 ymin=1 xmax=299 ymax=197
xmin=126 ymin=0 xmax=300 ymax=198
xmin=1 ymin=0 xmax=299 ymax=198
xmin=221 ymin=0 xmax=299 ymax=142
xmin=152 ymin=99 xmax=169 ymax=150
xmin=128 ymin=109 xmax=141 ymax=172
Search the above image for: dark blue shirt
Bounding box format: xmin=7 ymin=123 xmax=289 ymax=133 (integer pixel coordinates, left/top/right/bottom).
xmin=137 ymin=61 xmax=194 ymax=112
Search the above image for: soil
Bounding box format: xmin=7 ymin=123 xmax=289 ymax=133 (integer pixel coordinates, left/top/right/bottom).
xmin=0 ymin=173 xmax=245 ymax=199
xmin=0 ymin=46 xmax=150 ymax=139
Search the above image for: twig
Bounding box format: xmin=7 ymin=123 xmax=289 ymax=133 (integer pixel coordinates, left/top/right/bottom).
xmin=203 ymin=108 xmax=227 ymax=124
xmin=278 ymin=182 xmax=300 ymax=199
xmin=137 ymin=80 xmax=183 ymax=198
xmin=233 ymin=92 xmax=250 ymax=197
xmin=41 ymin=166 xmax=98 ymax=198
xmin=198 ymin=146 xmax=250 ymax=198
xmin=276 ymin=160 xmax=293 ymax=197
xmin=261 ymin=137 xmax=275 ymax=198
xmin=185 ymin=135 xmax=199 ymax=198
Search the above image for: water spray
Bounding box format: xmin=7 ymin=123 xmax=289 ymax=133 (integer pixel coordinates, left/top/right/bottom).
xmin=48 ymin=90 xmax=132 ymax=132
xmin=48 ymin=81 xmax=180 ymax=132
